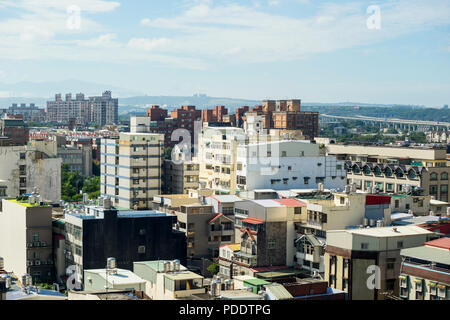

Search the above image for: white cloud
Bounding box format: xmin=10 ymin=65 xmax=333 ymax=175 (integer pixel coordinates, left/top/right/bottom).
xmin=0 ymin=0 xmax=448 ymax=71
xmin=135 ymin=0 xmax=450 ymax=64
xmin=127 ymin=38 xmax=172 ymax=51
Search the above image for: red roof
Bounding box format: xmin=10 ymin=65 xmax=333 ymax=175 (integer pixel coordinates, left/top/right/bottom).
xmin=425 ymin=237 xmax=450 ymax=250
xmin=366 ymin=195 xmax=391 ymax=205
xmin=208 ymin=213 xmax=223 ymax=224
xmin=242 ymin=217 xmax=265 ymax=225
xmin=274 ymin=199 xmax=306 ymax=207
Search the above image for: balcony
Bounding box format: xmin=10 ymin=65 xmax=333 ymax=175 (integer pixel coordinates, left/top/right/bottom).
xmin=306 ymin=220 xmax=323 ymax=229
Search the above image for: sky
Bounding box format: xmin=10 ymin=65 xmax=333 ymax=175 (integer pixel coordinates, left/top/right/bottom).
xmin=0 ymin=0 xmax=449 ymax=106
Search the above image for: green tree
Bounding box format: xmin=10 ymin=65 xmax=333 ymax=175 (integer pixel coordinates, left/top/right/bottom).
xmin=165 ymin=147 xmax=173 ymax=160
xmin=207 ymin=263 xmax=220 ymax=276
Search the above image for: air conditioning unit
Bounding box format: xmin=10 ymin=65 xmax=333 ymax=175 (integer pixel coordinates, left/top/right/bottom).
xmin=35 ymin=260 xmax=41 ymax=266
xmin=41 ymin=241 xmax=46 ymax=247
xmin=27 ymin=260 xmax=33 ymax=266
xmin=47 ymin=260 xmax=53 ymax=265
xmin=34 ymin=242 xmax=40 ymax=247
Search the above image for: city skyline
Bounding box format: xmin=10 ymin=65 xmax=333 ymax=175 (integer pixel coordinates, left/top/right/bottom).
xmin=0 ymin=0 xmax=449 ymax=106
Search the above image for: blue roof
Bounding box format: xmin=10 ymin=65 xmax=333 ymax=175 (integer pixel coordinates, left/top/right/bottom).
xmin=118 ymin=210 xmax=169 ymax=218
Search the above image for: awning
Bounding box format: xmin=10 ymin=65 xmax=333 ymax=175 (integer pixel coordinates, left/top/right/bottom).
xmin=415 ymin=278 xmax=423 ymax=284
xmin=399 ymin=275 xmax=408 ymax=281
xmin=437 ymin=284 xmax=446 ymax=290
xmin=429 ymin=282 xmax=437 ymax=287
xmin=242 ymin=217 xmax=264 ymax=225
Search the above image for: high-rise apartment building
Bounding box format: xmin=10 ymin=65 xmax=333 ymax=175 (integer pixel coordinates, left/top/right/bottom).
xmin=89 ymin=91 xmax=119 ymax=127
xmin=46 ymin=91 xmax=118 ymax=127
xmin=100 ymin=133 xmax=164 ymax=210
xmin=46 ymin=93 xmax=90 ymax=126
xmin=245 ymin=99 xmax=319 ymax=140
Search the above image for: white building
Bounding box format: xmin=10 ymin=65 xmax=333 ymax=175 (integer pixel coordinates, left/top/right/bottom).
xmin=133 ymin=260 xmax=205 ymax=300
xmin=236 ymin=140 xmax=346 ymax=192
xmin=197 ymin=126 xmax=346 ymax=195
xmin=83 ymin=268 xmax=146 ymax=292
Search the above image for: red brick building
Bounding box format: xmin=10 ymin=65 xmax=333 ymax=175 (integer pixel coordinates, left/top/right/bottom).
xmin=0 ymin=116 xmax=29 ymax=146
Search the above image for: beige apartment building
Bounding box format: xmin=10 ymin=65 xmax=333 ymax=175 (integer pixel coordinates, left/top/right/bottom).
xmin=101 ymin=133 xmax=164 ymax=209
xmin=163 ymin=159 xmax=199 ymax=194
xmin=198 ymin=126 xmax=244 ymax=194
xmin=0 ymin=198 xmax=54 ymax=284
xmin=326 ymin=144 xmax=450 ymax=202
xmin=152 ymin=192 xmax=234 ymax=259
xmin=324 ymin=226 xmax=435 ymax=300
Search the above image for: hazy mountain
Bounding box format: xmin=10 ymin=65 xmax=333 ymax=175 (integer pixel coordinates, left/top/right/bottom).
xmin=0 ymin=79 xmax=428 ymax=111
xmin=0 ymin=79 xmax=144 ymax=101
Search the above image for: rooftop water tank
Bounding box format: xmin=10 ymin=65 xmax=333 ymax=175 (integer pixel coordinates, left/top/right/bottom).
xmin=173 ymin=260 xmax=181 ymax=272
xmin=106 ymin=257 xmax=116 ymax=270
xmin=22 ymin=274 xmax=32 ymax=287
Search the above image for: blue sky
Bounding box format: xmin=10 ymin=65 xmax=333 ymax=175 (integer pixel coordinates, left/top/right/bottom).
xmin=0 ymin=0 xmax=449 ymax=106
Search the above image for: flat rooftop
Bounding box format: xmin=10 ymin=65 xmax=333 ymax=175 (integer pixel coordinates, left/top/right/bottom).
xmin=340 ymin=225 xmax=433 ymax=237
xmin=85 ymin=269 xmax=146 ymax=285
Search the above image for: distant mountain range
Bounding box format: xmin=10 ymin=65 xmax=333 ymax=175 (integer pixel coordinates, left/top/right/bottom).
xmin=0 ymin=79 xmax=427 ymax=113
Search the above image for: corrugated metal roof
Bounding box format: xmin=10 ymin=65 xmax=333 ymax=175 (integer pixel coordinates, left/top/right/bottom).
xmin=244 ymin=278 xmax=271 ymax=286
xmin=401 ymin=246 xmax=450 ymax=265
xmin=264 ymin=283 xmax=293 ymax=300
xmin=425 ymin=237 xmax=450 ymax=250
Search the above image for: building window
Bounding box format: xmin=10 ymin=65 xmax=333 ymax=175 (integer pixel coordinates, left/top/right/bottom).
xmin=304 ymin=177 xmax=310 ymax=185
xmin=268 ymin=240 xmax=276 ymax=249
xmin=441 ymin=173 xmax=448 ymax=180
xmin=20 ymin=152 xmax=26 ymax=160
xmin=139 ymin=229 xmax=146 ymax=235
xmin=361 ymin=243 xmax=369 ymax=250
xmin=138 ymin=246 xmax=146 ymax=254
xmin=397 ymin=241 xmax=404 ymax=248
xmin=430 ymin=185 xmax=438 ymax=194
xmin=430 ymin=173 xmax=438 ymax=181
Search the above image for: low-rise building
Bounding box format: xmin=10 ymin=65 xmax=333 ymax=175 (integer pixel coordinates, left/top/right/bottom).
xmin=324 ymin=225 xmax=435 ymax=300
xmin=231 ymin=199 xmax=307 ymax=276
xmin=153 ymin=192 xmax=235 ymax=260
xmin=399 ymin=238 xmax=450 ymax=300
xmin=83 ymin=268 xmax=146 ymax=293
xmin=0 ymin=145 xmax=62 ymax=203
xmin=133 ymin=260 xmax=205 ymax=300
xmin=0 ymin=198 xmax=54 ymax=284
xmin=326 ymin=143 xmax=450 ymax=202
xmin=30 ymin=136 xmax=93 ymax=176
